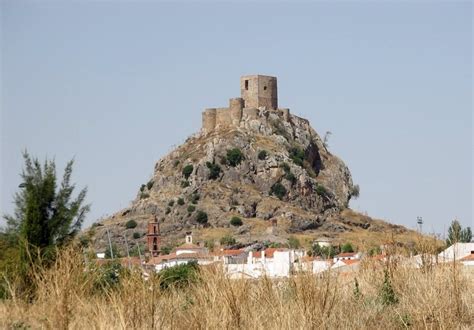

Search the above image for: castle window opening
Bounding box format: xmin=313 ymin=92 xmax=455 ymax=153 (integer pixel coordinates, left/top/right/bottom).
xmin=245 ymin=80 xmax=249 ymax=90
xmin=264 ymin=86 xmax=267 ymax=90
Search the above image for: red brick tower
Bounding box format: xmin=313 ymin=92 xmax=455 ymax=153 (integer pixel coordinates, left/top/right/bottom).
xmin=147 ymin=215 xmax=161 ymax=257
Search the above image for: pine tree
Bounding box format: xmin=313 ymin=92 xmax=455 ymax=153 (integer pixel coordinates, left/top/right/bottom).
xmin=446 ymin=219 xmax=472 ymax=246
xmin=3 ymin=151 xmax=90 ymax=263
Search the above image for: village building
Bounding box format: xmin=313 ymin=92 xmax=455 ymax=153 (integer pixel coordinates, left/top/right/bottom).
xmin=333 ymin=252 xmax=360 ymax=263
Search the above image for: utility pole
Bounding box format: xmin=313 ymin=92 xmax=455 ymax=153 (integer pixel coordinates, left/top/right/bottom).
xmin=106 ymin=228 xmax=114 ymax=259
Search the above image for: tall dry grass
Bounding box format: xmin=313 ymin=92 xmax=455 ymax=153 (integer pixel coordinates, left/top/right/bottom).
xmin=1 ymin=247 xmax=473 ymax=329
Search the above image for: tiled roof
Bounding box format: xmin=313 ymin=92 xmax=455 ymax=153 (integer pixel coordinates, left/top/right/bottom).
xmin=342 ymin=259 xmax=359 ymax=266
xmin=213 ymin=249 xmax=245 ymax=257
xmin=460 ymin=253 xmax=474 ymax=261
xmin=253 ymin=248 xmax=286 ymax=258
xmin=335 ymin=252 xmax=357 ymax=258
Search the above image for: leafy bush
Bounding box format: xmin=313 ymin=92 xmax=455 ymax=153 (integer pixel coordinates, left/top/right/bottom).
xmin=125 ymin=219 xmax=137 ymax=229
xmin=165 ymin=207 xmax=171 ymax=215
xmin=168 ymin=200 xmax=175 ymax=207
xmin=285 ymin=171 xmax=297 ymax=185
xmin=160 ymin=245 xmax=172 ymax=255
xmin=147 ymin=180 xmax=154 ymax=190
xmin=173 ymin=160 xmax=180 ymax=167
xmin=351 ymin=184 xmax=360 ymax=199
xmin=140 ymin=184 xmax=146 ymax=192
xmin=311 ymin=244 xmax=336 ymax=259
xmin=226 ymin=148 xmax=244 ymax=167
xmin=181 ymin=180 xmax=190 ymax=188
xmin=196 ymin=211 xmax=208 ymax=224
xmin=288 ymin=236 xmax=301 ymax=249
xmin=140 ymin=192 xmax=150 ymax=199
xmin=315 ymin=184 xmax=328 ymax=197
xmin=190 ymin=193 xmax=200 ymax=204
xmin=206 ymin=162 xmax=221 ymax=180
xmin=280 ymin=162 xmax=291 ymax=173
xmin=230 ymin=216 xmax=243 ymax=227
xmin=187 ymin=205 xmax=196 ymax=213
xmin=133 ymin=232 xmax=141 ymax=239
xmin=258 ymin=150 xmax=268 ymax=160
xmin=341 ymin=242 xmax=354 ymax=253
xmin=182 ymin=164 xmax=194 ymax=179
xmin=105 ymin=243 xmax=121 ymax=259
xmin=270 ymin=182 xmax=287 ymax=200
xmin=220 ymin=234 xmax=236 ymax=246
xmin=177 ymin=197 xmax=185 ymax=206
xmin=289 ymin=147 xmax=305 ymax=166
xmin=380 ymin=270 xmax=398 ymax=305
xmin=93 ymin=261 xmax=123 ymax=291
xmin=158 ymin=261 xmax=199 ymax=290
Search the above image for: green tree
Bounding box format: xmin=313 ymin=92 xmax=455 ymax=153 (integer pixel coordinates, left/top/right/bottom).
xmin=258 ymin=150 xmax=268 ymax=160
xmin=158 ymin=261 xmax=199 ymax=290
xmin=289 ymin=147 xmax=305 ymax=166
xmin=270 ymin=182 xmax=287 ymax=200
xmin=182 ymin=164 xmax=194 ymax=179
xmin=220 ymin=234 xmax=236 ymax=246
xmin=105 ymin=243 xmax=121 ymax=259
xmin=288 ymin=236 xmax=301 ymax=249
xmin=3 ymin=152 xmax=90 ymax=263
xmin=446 ymin=219 xmax=472 ymax=246
xmin=196 ymin=211 xmax=208 ymax=224
xmin=226 ymin=148 xmax=244 ymax=167
xmin=206 ymin=162 xmax=221 ymax=180
xmin=125 ymin=219 xmax=137 ymax=229
xmin=230 ymin=216 xmax=243 ymax=227
xmin=341 ymin=243 xmax=354 ymax=253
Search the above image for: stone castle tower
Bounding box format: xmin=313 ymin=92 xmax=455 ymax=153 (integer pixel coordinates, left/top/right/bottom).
xmin=202 ymin=75 xmax=289 ymax=134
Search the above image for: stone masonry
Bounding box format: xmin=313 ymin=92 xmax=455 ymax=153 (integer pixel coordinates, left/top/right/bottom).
xmin=202 ymin=75 xmax=290 ymax=133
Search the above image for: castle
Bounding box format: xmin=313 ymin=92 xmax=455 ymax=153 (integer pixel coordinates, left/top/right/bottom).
xmin=202 ymin=75 xmax=290 ymax=133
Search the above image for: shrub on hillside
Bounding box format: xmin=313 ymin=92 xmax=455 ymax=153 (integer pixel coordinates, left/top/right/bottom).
xmin=270 ymin=182 xmax=287 ymax=200
xmin=230 ymin=216 xmax=243 ymax=227
xmin=177 ymin=197 xmax=185 ymax=206
xmin=196 ymin=211 xmax=208 ymax=224
xmin=206 ymin=162 xmax=221 ymax=180
xmin=341 ymin=243 xmax=354 ymax=253
xmin=289 ymin=147 xmax=305 ymax=166
xmin=258 ymin=150 xmax=268 ymax=160
xmin=182 ymin=164 xmax=194 ymax=179
xmin=168 ymin=200 xmax=175 ymax=207
xmin=315 ymin=184 xmax=328 ymax=197
xmin=226 ymin=148 xmax=244 ymax=167
xmin=132 ymin=232 xmax=141 ymax=239
xmin=288 ymin=236 xmax=301 ymax=249
xmin=187 ymin=205 xmax=196 ymax=213
xmin=220 ymin=234 xmax=236 ymax=246
xmin=125 ymin=220 xmax=137 ymax=229
xmin=181 ymin=180 xmax=190 ymax=188
xmin=190 ymin=193 xmax=200 ymax=204
xmin=147 ymin=180 xmax=154 ymax=190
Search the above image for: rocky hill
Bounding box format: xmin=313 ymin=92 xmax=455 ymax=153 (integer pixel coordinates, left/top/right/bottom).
xmin=88 ymin=75 xmax=410 ymax=253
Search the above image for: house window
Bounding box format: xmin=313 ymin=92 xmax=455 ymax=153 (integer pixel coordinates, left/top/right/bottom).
xmin=245 ymin=80 xmax=249 ymax=90
xmin=263 ymin=86 xmax=267 ymax=91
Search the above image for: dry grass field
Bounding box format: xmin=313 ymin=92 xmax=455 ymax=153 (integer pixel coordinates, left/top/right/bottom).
xmin=1 ymin=247 xmax=473 ymax=329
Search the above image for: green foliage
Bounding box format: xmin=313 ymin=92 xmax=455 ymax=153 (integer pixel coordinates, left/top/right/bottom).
xmin=168 ymin=200 xmax=175 ymax=207
xmin=206 ymin=162 xmax=221 ymax=180
xmin=160 ymin=245 xmax=172 ymax=255
xmin=182 ymin=164 xmax=194 ymax=179
xmin=230 ymin=216 xmax=243 ymax=227
xmin=181 ymin=180 xmax=190 ymax=188
xmin=446 ymin=219 xmax=472 ymax=246
xmin=312 ymin=244 xmax=337 ymax=259
xmin=289 ymin=147 xmax=305 ymax=167
xmin=368 ymin=246 xmax=382 ymax=256
xmin=196 ymin=211 xmax=208 ymax=224
xmin=351 ymin=184 xmax=360 ymax=199
xmin=173 ymin=160 xmax=180 ymax=167
xmin=380 ymin=269 xmax=398 ymax=305
xmin=258 ymin=150 xmax=268 ymax=160
xmin=140 ymin=184 xmax=146 ymax=192
xmin=165 ymin=207 xmax=171 ymax=215
xmin=132 ymin=232 xmax=141 ymax=239
xmin=3 ymin=152 xmax=90 ymax=267
xmin=187 ymin=205 xmax=196 ymax=213
xmin=280 ymin=162 xmax=291 ymax=173
xmin=226 ymin=148 xmax=244 ymax=167
xmin=125 ymin=219 xmax=137 ymax=229
xmin=284 ymin=171 xmax=297 ymax=185
xmin=146 ymin=180 xmax=154 ymax=190
xmin=140 ymin=192 xmax=150 ymax=199
xmin=105 ymin=243 xmax=121 ymax=259
xmin=158 ymin=261 xmax=199 ymax=290
xmin=190 ymin=193 xmax=200 ymax=204
xmin=270 ymin=182 xmax=287 ymax=200
xmin=177 ymin=197 xmax=185 ymax=206
xmin=288 ymin=236 xmax=301 ymax=249
xmin=341 ymin=242 xmax=354 ymax=253
xmin=314 ymin=184 xmax=328 ymax=197
xmin=220 ymin=234 xmax=236 ymax=246
xmin=93 ymin=261 xmax=123 ymax=292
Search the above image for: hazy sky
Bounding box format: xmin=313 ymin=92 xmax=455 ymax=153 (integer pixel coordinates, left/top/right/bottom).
xmin=1 ymin=1 xmax=472 ymax=235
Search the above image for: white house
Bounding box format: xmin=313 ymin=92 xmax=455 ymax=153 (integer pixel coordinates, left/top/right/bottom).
xmin=438 ymin=242 xmax=474 ymax=261
xmin=333 ymin=252 xmax=360 ymax=263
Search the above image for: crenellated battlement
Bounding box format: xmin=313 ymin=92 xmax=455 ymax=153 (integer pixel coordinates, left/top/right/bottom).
xmin=202 ymin=75 xmax=289 ymax=133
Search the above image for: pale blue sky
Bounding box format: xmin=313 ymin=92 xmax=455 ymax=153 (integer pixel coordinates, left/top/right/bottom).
xmin=1 ymin=1 xmax=472 ymax=235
